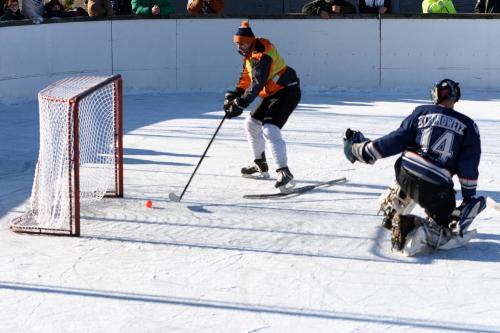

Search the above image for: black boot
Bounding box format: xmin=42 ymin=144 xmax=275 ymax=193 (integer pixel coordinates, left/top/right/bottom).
xmin=241 ymin=152 xmax=269 ymax=178
xmin=275 ymin=166 xmax=295 ymax=192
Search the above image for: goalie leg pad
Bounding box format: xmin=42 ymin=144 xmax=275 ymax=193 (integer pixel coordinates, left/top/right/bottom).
xmin=391 ymin=214 xmax=418 ymax=252
xmin=379 ymin=182 xmax=416 ymax=229
xmin=418 ymin=218 xmax=451 ymax=248
xmin=455 ymin=196 xmax=486 ymax=234
xmin=402 ymin=218 xmax=458 ymax=256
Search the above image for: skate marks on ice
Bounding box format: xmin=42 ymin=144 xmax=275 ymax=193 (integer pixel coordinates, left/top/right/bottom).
xmin=81 ymin=198 xmax=397 ymax=264
xmin=1 ymin=281 xmax=500 ymax=333
xmin=86 ymin=182 xmax=496 ymax=263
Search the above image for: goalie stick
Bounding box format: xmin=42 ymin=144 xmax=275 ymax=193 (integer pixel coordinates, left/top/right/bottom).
xmin=243 ymin=177 xmax=347 ymax=199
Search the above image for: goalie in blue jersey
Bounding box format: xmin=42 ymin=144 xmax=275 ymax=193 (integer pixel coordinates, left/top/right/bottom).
xmin=343 ymin=79 xmax=486 ymax=256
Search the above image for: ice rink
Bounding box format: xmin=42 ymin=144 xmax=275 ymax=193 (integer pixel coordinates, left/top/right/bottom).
xmin=1 ymin=90 xmax=500 ymax=332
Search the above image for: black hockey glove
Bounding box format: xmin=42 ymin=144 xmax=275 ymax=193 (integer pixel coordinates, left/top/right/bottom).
xmin=225 ymin=98 xmax=246 ymax=119
xmin=343 ymin=128 xmax=374 ymax=164
xmin=223 ymin=89 xmax=243 ymax=112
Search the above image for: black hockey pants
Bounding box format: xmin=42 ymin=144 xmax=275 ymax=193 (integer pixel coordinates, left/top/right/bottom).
xmin=394 ymin=157 xmax=456 ymax=227
xmin=250 ymin=81 xmax=301 ymax=129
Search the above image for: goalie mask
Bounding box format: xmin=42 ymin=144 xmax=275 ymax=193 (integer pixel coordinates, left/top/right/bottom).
xmin=431 ymin=79 xmax=461 ymax=104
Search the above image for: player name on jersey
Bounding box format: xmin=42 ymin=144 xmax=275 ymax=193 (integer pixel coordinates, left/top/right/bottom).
xmin=417 ymin=113 xmax=466 ymax=135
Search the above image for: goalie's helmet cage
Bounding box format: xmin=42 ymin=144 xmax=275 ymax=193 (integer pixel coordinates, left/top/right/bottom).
xmin=431 ymin=78 xmax=461 ymax=104
xmin=10 ymin=75 xmax=124 ymax=236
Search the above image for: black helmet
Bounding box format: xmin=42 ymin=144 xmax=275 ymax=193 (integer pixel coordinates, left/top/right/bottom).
xmin=431 ymin=79 xmax=461 ymax=104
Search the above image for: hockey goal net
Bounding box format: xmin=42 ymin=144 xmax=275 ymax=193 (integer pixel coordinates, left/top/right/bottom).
xmin=10 ymin=75 xmax=123 ymax=236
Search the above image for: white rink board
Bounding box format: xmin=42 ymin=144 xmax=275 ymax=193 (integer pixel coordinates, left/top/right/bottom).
xmin=381 ymin=19 xmax=500 ymax=90
xmin=1 ymin=18 xmax=500 ymax=102
xmin=112 ymin=20 xmax=177 ymax=93
xmin=176 ymin=18 xmax=241 ymax=91
xmin=0 ymin=21 xmax=112 ymax=101
xmin=253 ymin=18 xmax=380 ymax=89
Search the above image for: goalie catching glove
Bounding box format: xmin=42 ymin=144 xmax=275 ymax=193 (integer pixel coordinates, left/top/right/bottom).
xmin=343 ymin=128 xmax=375 ymax=164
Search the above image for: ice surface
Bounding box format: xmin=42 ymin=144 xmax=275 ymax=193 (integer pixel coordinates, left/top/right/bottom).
xmin=1 ymin=91 xmax=499 ymax=332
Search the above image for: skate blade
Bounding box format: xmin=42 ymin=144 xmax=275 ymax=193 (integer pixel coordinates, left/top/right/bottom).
xmin=242 ymin=172 xmax=270 ymax=179
xmin=277 ymin=180 xmax=296 ymax=193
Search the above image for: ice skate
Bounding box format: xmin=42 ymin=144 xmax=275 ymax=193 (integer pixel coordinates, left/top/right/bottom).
xmin=379 ymin=182 xmax=416 ymax=229
xmin=275 ymin=166 xmax=295 ymax=193
xmin=241 ymin=152 xmax=270 ymax=179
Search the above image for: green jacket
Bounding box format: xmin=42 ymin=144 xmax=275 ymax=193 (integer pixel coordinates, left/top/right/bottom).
xmin=422 ymin=0 xmax=456 ymax=13
xmin=131 ymin=0 xmax=172 ymax=15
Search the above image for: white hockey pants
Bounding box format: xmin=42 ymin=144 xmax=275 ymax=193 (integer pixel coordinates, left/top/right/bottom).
xmin=244 ymin=115 xmax=288 ymax=169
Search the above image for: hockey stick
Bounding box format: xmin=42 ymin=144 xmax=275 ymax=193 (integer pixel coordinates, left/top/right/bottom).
xmin=169 ymin=115 xmax=227 ymax=202
xmin=243 ymin=177 xmax=347 ymax=199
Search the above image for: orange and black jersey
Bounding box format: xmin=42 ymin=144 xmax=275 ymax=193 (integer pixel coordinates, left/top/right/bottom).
xmin=236 ymin=38 xmax=299 ymax=107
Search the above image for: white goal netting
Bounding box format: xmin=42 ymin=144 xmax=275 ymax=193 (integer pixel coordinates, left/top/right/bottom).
xmin=10 ymin=75 xmax=123 ymax=236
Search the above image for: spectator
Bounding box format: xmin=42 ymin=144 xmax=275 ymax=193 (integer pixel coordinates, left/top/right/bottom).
xmin=109 ymin=0 xmax=117 ymax=13
xmin=44 ymin=0 xmax=65 ymax=18
xmin=422 ymin=0 xmax=456 ymax=13
xmin=1 ymin=0 xmax=6 ymax=17
xmin=87 ymin=0 xmax=112 ymax=16
xmin=187 ymin=0 xmax=223 ymax=14
xmin=1 ymin=0 xmax=25 ymax=20
xmin=302 ymin=0 xmax=356 ymax=18
xmin=131 ymin=0 xmax=172 ymax=15
xmin=475 ymin=0 xmax=500 ymax=13
xmin=116 ymin=0 xmax=131 ymax=14
xmin=21 ymin=0 xmax=44 ymax=21
xmin=359 ymin=0 xmax=390 ymax=14
xmin=66 ymin=6 xmax=87 ymax=16
xmin=42 ymin=0 xmax=86 ymax=17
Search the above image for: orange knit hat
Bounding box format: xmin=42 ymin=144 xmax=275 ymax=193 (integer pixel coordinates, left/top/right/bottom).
xmin=234 ymin=21 xmax=255 ymax=44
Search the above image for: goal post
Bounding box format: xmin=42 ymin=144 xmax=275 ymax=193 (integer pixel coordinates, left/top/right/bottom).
xmin=10 ymin=75 xmax=124 ymax=236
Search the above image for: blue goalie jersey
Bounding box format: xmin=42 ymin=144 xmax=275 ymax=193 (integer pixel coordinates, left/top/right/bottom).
xmin=365 ymin=104 xmax=481 ymax=199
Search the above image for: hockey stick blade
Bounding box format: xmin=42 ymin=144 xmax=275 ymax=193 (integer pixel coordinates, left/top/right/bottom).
xmin=487 ymin=196 xmax=500 ymax=212
xmin=168 ymin=192 xmax=181 ymax=202
xmin=243 ymin=177 xmax=347 ymax=199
